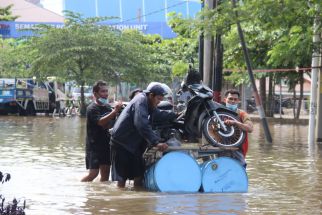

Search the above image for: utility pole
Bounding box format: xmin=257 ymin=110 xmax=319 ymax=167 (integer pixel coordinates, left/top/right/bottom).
xmin=119 ymin=0 xmax=123 ymax=22
xmin=308 ymin=5 xmax=320 ymax=145
xmin=316 ymin=11 xmax=322 ymax=143
xmin=142 ymin=0 xmax=146 ymax=22
xmin=203 ymin=0 xmax=214 ymax=87
xmin=317 ymin=59 xmax=322 ymax=142
xmin=95 ymin=0 xmax=99 ymax=17
xmin=198 ymin=1 xmax=204 ymax=80
xmin=164 ymin=0 xmax=168 ymax=22
xmin=232 ymin=0 xmax=272 ymax=143
xmin=213 ymin=34 xmax=223 ymax=102
xmin=199 ymin=34 xmax=204 ymax=80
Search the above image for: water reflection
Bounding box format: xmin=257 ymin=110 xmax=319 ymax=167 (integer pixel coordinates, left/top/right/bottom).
xmin=0 ymin=116 xmax=322 ymax=214
xmin=154 ymin=193 xmax=247 ymax=215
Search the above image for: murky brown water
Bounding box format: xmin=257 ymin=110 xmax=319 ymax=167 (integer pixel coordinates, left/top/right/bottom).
xmin=1 ymin=116 xmax=322 ymax=215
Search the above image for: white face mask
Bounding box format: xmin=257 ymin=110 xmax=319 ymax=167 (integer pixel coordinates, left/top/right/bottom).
xmin=226 ymin=103 xmax=238 ymax=111
xmin=98 ymin=98 xmax=109 ymax=104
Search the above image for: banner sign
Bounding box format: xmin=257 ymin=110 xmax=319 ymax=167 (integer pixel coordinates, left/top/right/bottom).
xmin=0 ymin=21 xmax=176 ymax=39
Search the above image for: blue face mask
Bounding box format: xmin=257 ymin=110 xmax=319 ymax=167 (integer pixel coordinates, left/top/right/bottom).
xmin=98 ymin=98 xmax=109 ymax=105
xmin=226 ymin=103 xmax=238 ymax=111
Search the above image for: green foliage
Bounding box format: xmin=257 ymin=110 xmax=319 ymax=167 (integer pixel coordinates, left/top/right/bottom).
xmin=167 ymin=12 xmax=198 ymax=38
xmin=141 ymin=31 xmax=198 ymax=85
xmin=11 ymin=11 xmax=154 ymax=114
xmin=172 ymin=61 xmax=189 ymax=77
xmin=26 ymin=12 xmax=152 ymax=85
xmin=1 ymin=0 xmax=321 ymax=101
xmin=193 ymin=1 xmax=235 ymax=37
xmin=0 ymin=38 xmax=31 ymax=78
xmin=190 ymin=0 xmax=318 ymax=90
xmin=224 ymin=71 xmax=249 ymax=86
xmin=0 ymin=4 xmax=19 ymax=21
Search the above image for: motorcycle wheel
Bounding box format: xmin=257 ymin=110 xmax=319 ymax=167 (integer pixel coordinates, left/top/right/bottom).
xmin=202 ymin=112 xmax=246 ymax=147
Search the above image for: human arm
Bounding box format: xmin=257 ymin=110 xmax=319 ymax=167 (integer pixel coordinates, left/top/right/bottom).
xmin=224 ymin=111 xmax=253 ymax=133
xmin=155 ymin=143 xmax=168 ymax=152
xmin=133 ymin=100 xmax=165 ymax=149
xmin=97 ymin=101 xmax=123 ymax=128
xmin=225 ymin=119 xmax=253 ymax=133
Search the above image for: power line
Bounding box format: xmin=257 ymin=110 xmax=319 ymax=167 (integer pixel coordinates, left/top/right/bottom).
xmin=224 ymin=67 xmax=315 ymax=73
xmin=114 ymin=1 xmax=188 ymax=25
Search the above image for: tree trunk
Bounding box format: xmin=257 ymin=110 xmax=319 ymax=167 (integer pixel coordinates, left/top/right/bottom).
xmin=80 ymin=80 xmax=86 ymax=117
xmin=259 ymin=77 xmax=267 ymax=115
xmin=293 ymin=87 xmax=296 ymax=118
xmin=267 ymin=75 xmax=274 ymax=117
xmin=296 ymin=70 xmax=304 ymax=119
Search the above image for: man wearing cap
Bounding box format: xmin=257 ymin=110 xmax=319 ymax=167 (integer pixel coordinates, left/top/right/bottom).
xmin=110 ymin=84 xmax=176 ymax=188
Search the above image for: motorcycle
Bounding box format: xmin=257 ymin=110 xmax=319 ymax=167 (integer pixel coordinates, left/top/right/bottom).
xmin=152 ymin=70 xmax=246 ymax=148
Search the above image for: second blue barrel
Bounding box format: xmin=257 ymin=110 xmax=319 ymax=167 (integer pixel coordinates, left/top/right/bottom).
xmin=144 ymin=151 xmax=201 ymax=192
xmin=200 ymin=157 xmax=248 ymax=193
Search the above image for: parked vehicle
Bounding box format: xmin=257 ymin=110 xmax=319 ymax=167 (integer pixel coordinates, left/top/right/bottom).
xmin=70 ymin=86 xmax=93 ymax=107
xmin=0 ymin=78 xmax=67 ymax=115
xmin=71 ymin=86 xmax=92 ymax=101
xmin=246 ymin=98 xmax=257 ymax=113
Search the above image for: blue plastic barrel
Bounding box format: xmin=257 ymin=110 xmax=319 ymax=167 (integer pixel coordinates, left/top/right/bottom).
xmin=200 ymin=157 xmax=248 ymax=193
xmin=144 ymin=151 xmax=201 ymax=192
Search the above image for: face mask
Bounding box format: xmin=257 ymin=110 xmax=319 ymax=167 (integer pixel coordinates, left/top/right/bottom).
xmin=98 ymin=98 xmax=109 ymax=104
xmin=226 ymin=103 xmax=238 ymax=111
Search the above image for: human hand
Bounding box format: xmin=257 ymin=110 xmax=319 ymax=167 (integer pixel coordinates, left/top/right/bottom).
xmin=114 ymin=101 xmax=123 ymax=112
xmin=156 ymin=143 xmax=168 ymax=152
xmin=224 ymin=119 xmax=236 ymax=126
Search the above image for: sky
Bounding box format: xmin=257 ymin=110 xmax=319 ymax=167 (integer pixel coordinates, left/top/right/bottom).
xmin=41 ymin=0 xmax=63 ymax=15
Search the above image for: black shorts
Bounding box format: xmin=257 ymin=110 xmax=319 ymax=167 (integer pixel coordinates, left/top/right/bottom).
xmin=85 ymin=149 xmax=111 ymax=169
xmin=111 ymin=144 xmax=145 ymax=182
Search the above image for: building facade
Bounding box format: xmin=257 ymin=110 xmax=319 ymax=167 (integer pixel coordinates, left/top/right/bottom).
xmin=1 ymin=0 xmax=201 ymax=39
xmin=63 ymin=0 xmax=201 ymax=22
xmin=63 ymin=0 xmax=201 ymax=38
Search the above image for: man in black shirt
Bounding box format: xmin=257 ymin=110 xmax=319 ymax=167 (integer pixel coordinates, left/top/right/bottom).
xmin=81 ymin=80 xmax=122 ymax=182
xmin=110 ymin=84 xmax=176 ymax=188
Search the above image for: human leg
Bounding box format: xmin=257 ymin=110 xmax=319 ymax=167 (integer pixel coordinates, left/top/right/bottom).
xmin=133 ymin=177 xmax=143 ymax=187
xmin=117 ymin=180 xmax=126 ymax=188
xmin=81 ymin=169 xmax=99 ymax=182
xmin=99 ymin=164 xmax=110 ymax=182
xmin=110 ymin=144 xmax=133 ymax=188
xmin=81 ymin=151 xmax=100 ymax=182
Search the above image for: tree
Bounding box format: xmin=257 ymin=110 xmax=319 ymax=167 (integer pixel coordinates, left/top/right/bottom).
xmin=0 ymin=4 xmax=22 ymax=78
xmin=0 ymin=38 xmax=31 ymax=78
xmin=0 ymin=4 xmax=18 ymax=21
xmin=141 ymin=12 xmax=200 ymax=85
xmin=27 ymin=11 xmax=152 ymax=115
xmin=190 ymin=0 xmax=320 ymax=118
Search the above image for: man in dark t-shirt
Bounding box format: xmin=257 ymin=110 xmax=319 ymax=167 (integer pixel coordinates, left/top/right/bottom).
xmin=81 ymin=80 xmax=122 ymax=182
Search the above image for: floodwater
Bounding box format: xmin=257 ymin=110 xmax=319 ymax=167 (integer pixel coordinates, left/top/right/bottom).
xmin=0 ymin=116 xmax=321 ymax=215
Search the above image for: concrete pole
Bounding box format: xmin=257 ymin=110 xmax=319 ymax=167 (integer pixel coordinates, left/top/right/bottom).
xmin=186 ymin=0 xmax=190 ymax=18
xmin=164 ymin=0 xmax=168 ymax=22
xmin=95 ymin=0 xmax=99 ymax=17
xmin=142 ymin=0 xmax=146 ymax=22
xmin=198 ymin=1 xmax=204 ymax=80
xmin=119 ymin=0 xmax=123 ymax=22
xmin=308 ymin=7 xmax=320 ymax=145
xmin=316 ymin=44 xmax=322 ymax=143
xmin=203 ymin=0 xmax=214 ymax=87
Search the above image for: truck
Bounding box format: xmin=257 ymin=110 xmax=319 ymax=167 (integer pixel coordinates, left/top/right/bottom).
xmin=0 ymin=78 xmax=67 ymax=115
